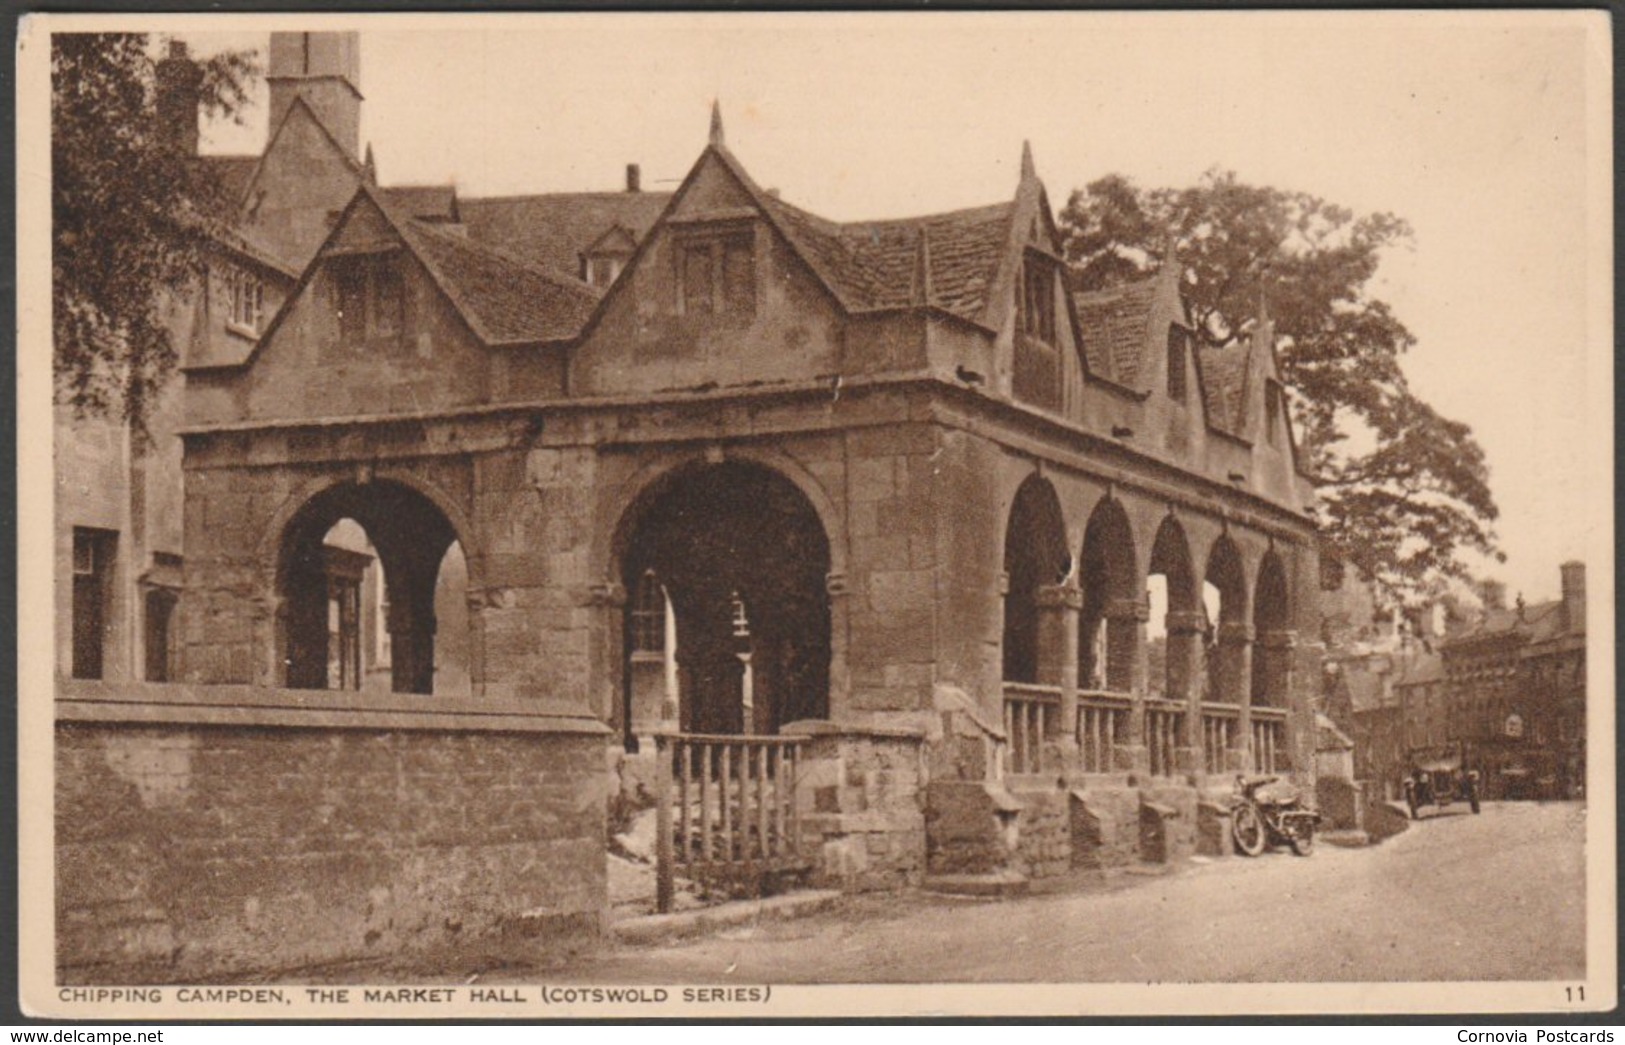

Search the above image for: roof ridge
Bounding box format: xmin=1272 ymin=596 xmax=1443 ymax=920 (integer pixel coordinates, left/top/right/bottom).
xmin=836 ymin=199 xmax=1015 ymax=231
xmin=459 ymin=190 xmax=676 ymax=204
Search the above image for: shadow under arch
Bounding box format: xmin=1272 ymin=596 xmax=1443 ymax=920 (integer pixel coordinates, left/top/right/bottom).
xmin=610 ymin=458 xmax=833 ymax=741
xmin=273 ymin=478 xmax=468 ymax=694
xmin=1079 ymin=496 xmax=1139 ymax=692
xmin=1001 ymin=473 xmax=1070 ymax=684
xmin=1149 ymin=514 xmax=1199 ymax=701
xmin=1251 ymin=548 xmax=1292 ymax=707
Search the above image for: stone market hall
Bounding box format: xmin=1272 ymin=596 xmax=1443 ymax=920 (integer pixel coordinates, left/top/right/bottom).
xmin=55 ymin=31 xmax=1321 ymax=982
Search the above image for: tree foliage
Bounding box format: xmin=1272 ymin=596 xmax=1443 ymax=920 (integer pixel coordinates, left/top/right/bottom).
xmin=52 ymin=33 xmax=256 ymax=430
xmin=1059 ymin=169 xmax=1501 ymax=604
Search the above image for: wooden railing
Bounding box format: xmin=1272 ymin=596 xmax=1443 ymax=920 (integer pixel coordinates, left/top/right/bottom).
xmin=1076 ymin=690 xmax=1131 ymax=773
xmin=654 ymin=733 xmax=811 ymax=913
xmin=1252 ymin=708 xmax=1287 ymax=774
xmin=1201 ymin=703 xmax=1240 ymax=775
xmin=1003 ymin=682 xmax=1062 ymax=775
xmin=1145 ymin=699 xmax=1185 ymax=778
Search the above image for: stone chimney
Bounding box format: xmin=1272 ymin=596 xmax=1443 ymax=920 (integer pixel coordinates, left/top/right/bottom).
xmin=1477 ymin=579 xmax=1507 ymax=612
xmin=1560 ymin=560 xmax=1585 ymax=633
xmin=267 ymin=31 xmax=363 ymax=159
xmin=625 ymin=164 xmax=641 ymax=193
xmin=155 ymin=39 xmax=202 ymax=156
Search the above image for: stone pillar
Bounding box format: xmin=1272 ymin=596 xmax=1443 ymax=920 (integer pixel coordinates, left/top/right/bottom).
xmin=388 ymin=597 xmax=436 ymax=695
xmin=588 ymin=581 xmax=628 ymax=741
xmin=1258 ymin=627 xmax=1301 ymax=774
xmin=826 ymin=572 xmax=850 ymax=722
xmin=1106 ymin=596 xmax=1150 ymax=773
xmin=1037 ymin=582 xmax=1082 ymax=753
xmin=1166 ymin=608 xmax=1208 ymax=775
xmin=1217 ymin=621 xmax=1255 ymax=771
xmin=1256 ymin=628 xmax=1297 ymax=708
xmin=464 ymin=587 xmax=487 ymax=698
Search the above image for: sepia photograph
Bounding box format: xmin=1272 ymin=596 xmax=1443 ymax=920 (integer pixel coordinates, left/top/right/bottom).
xmin=17 ymin=10 xmax=1615 ymax=1019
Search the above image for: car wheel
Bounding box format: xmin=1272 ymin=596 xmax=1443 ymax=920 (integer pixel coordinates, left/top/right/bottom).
xmin=1289 ymin=821 xmax=1315 ymax=857
xmin=1232 ymin=803 xmax=1267 ymax=857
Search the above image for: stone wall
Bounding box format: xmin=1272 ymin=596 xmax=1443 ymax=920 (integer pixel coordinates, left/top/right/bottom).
xmin=785 ymin=724 xmax=926 ymax=892
xmin=56 ymin=682 xmax=610 ymax=984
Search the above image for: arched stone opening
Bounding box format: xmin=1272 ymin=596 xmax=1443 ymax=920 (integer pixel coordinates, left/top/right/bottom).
xmin=615 ymin=461 xmax=831 ymax=738
xmin=276 ymin=480 xmax=467 ymax=694
xmin=1251 ymin=550 xmax=1292 ymax=708
xmin=1001 ymin=475 xmax=1071 ymax=685
xmin=1148 ymin=517 xmax=1199 ymax=702
xmin=1202 ymin=535 xmax=1250 ymax=706
xmin=1079 ymin=498 xmax=1140 ymax=693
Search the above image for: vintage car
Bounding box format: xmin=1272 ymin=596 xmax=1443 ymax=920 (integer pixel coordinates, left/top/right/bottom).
xmin=1402 ymin=753 xmax=1481 ymax=819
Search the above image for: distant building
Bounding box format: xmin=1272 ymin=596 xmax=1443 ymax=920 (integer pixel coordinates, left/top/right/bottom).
xmin=1434 ymin=562 xmax=1587 ymax=799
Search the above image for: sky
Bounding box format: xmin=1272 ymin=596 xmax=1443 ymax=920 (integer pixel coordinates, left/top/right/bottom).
xmin=181 ymin=12 xmax=1608 ymax=605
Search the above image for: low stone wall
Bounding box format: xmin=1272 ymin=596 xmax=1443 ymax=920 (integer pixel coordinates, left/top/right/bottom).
xmin=785 ymin=723 xmax=927 ymax=892
xmin=1317 ymin=774 xmax=1364 ymax=831
xmin=56 ymin=681 xmax=610 ymax=984
xmin=1007 ymin=784 xmax=1071 ymax=880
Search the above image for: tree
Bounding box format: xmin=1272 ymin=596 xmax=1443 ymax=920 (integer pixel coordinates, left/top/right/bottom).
xmin=52 ymin=33 xmax=256 ymax=430
xmin=1059 ymin=169 xmax=1501 ymax=605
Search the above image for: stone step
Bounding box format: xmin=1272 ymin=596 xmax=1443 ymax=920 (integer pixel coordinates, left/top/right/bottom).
xmin=921 ymin=871 xmax=1031 ymax=898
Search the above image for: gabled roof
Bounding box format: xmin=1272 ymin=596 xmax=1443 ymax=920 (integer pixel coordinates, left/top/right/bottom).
xmin=193 ymin=183 xmax=603 ymax=371
xmin=396 ymin=215 xmax=599 ymax=345
xmin=760 ymin=194 xmax=1015 ymax=326
xmin=582 ymin=223 xmax=638 ymax=257
xmin=1074 ymin=277 xmax=1158 ymax=385
xmin=459 ymin=192 xmax=673 ymax=275
xmin=233 ymin=93 xmax=366 ymax=211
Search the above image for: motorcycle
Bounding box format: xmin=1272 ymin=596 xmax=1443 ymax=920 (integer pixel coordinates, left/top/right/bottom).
xmin=1230 ymin=774 xmax=1320 ymax=857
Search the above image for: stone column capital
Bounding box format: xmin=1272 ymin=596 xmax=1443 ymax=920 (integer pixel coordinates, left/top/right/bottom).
xmin=1258 ymin=628 xmax=1299 ymax=650
xmin=1217 ymin=621 xmax=1255 ymax=645
xmin=1165 ymin=610 xmax=1208 ymax=636
xmin=1105 ymin=596 xmax=1151 ymax=622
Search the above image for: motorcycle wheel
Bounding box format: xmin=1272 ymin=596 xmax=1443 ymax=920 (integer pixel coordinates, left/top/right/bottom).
xmin=1288 ymin=821 xmax=1315 ymax=857
xmin=1232 ymin=803 xmax=1268 ymax=857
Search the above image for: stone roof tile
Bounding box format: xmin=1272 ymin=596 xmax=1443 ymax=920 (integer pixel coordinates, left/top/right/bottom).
xmin=399 ymin=218 xmax=600 ymax=344
xmin=1073 ymin=277 xmax=1158 ymax=384
xmin=458 ymin=192 xmax=673 ymax=277
xmin=761 ymin=194 xmax=1014 ymax=324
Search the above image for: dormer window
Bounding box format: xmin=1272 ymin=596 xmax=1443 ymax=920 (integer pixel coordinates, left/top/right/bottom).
xmin=1020 ymin=255 xmax=1057 ymax=345
xmin=332 ymin=252 xmax=404 ymax=344
xmin=225 ymin=267 xmax=265 ymax=337
xmin=1166 ymin=326 xmax=1188 ymax=403
xmin=585 ymin=254 xmax=626 ymax=289
xmin=676 ymin=228 xmax=755 ymax=319
xmin=1265 ymin=378 xmax=1283 ymax=446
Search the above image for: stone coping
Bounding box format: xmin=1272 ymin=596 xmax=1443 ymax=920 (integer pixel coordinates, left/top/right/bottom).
xmin=777 ymin=719 xmax=927 ymax=741
xmin=54 ymin=680 xmax=610 ymax=736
